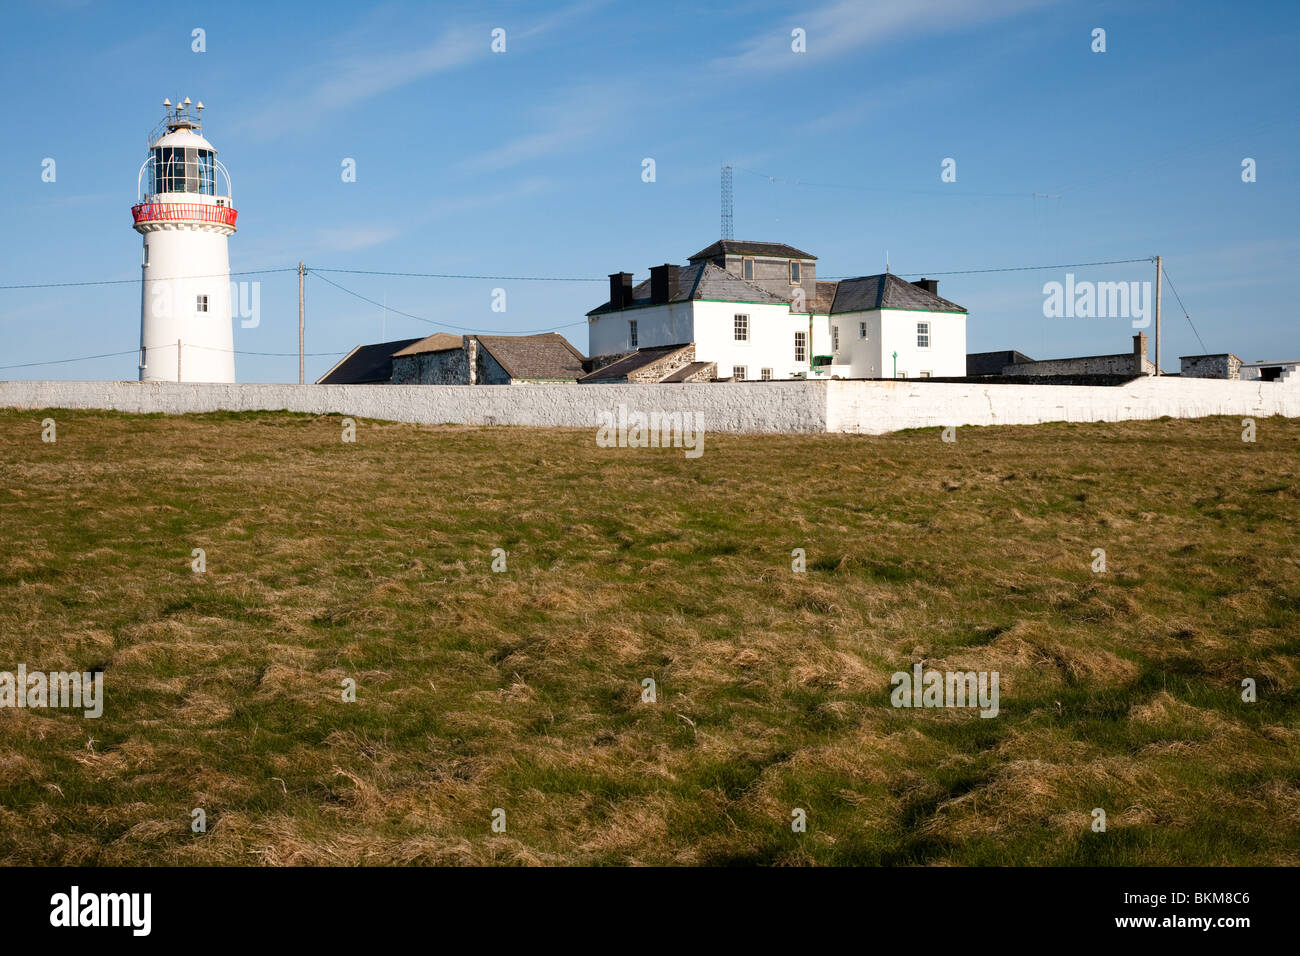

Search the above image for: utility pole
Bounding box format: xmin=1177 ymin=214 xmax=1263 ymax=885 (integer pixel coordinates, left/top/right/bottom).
xmin=1153 ymin=255 xmax=1162 ymax=376
xmin=177 ymin=339 xmax=182 ymax=381
xmin=298 ymin=261 xmax=305 ymax=385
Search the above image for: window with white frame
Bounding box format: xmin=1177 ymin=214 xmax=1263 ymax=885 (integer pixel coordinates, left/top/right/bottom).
xmin=896 ymin=370 xmax=907 ymax=379
xmin=790 ymin=260 xmax=801 ymax=283
xmin=734 ymin=313 xmax=749 ymax=341
xmin=794 ymin=331 xmax=807 ymax=363
xmin=196 ymin=295 xmax=208 ymax=313
xmin=919 ymin=370 xmax=932 ymax=379
xmin=742 ymin=257 xmax=754 ymax=280
xmin=917 ymin=321 xmax=931 ymax=349
xmin=831 ymin=325 xmax=839 ymax=352
xmin=629 ymin=319 xmax=638 ymax=348
xmin=760 ymin=368 xmax=772 ymax=380
xmin=732 ymin=365 xmax=747 ymax=380
xmin=858 ymin=321 xmax=867 ymax=339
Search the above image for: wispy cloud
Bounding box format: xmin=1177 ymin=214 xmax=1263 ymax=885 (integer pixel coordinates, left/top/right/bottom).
xmin=240 ymin=1 xmax=606 ymax=139
xmin=458 ymin=82 xmax=629 ymax=173
xmin=241 ymin=28 xmax=481 ymax=138
xmin=710 ymin=0 xmax=1053 ymax=76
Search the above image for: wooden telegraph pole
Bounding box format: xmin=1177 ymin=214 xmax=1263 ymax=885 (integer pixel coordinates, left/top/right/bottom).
xmin=1154 ymin=255 xmax=1162 ymax=376
xmin=298 ymin=262 xmax=305 ymax=385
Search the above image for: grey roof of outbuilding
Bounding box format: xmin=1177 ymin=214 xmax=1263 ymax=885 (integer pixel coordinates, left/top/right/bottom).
xmin=475 ymin=333 xmax=587 ymax=380
xmin=966 ymin=350 xmax=1035 ymax=376
xmin=688 ymin=240 xmax=817 ymax=261
xmin=316 ymin=337 xmax=423 ymax=384
xmin=579 ymin=343 xmax=693 ymax=382
xmin=588 ymin=262 xmax=789 ymax=315
xmin=829 ymin=274 xmax=967 ymax=314
xmin=391 ymin=332 xmax=464 ymax=357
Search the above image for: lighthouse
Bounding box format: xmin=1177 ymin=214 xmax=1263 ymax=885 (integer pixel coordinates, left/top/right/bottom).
xmin=132 ymin=98 xmax=238 ymax=382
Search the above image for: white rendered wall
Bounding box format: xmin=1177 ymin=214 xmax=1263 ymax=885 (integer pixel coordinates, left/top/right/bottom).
xmin=2 ymin=377 xmax=1296 ymax=435
xmin=588 ymin=302 xmax=694 ymax=357
xmin=876 ymin=309 xmax=966 ymax=379
xmin=830 ymin=311 xmax=883 ymax=377
xmin=825 ymin=376 xmax=1300 ymax=433
xmin=0 ymin=380 xmax=830 ymax=433
xmin=692 ymin=301 xmax=826 ymax=379
xmin=588 ymin=301 xmax=831 ymax=379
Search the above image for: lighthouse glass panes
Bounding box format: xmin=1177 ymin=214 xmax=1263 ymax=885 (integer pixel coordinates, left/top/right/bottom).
xmin=150 ymin=147 xmax=217 ymax=196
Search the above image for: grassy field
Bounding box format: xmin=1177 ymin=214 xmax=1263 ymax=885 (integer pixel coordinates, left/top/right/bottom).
xmin=0 ymin=408 xmax=1297 ymax=866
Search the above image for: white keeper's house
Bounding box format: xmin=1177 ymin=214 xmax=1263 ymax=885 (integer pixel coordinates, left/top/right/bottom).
xmin=586 ymin=241 xmax=968 ymax=380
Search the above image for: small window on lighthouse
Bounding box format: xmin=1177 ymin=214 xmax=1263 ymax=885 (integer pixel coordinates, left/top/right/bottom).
xmin=196 ymin=295 xmax=209 ymax=313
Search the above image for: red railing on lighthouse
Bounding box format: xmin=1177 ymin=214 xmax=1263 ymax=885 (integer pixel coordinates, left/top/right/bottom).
xmin=131 ymin=202 xmax=238 ymax=227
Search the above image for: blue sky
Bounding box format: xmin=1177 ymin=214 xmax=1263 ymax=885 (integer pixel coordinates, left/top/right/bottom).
xmin=1 ymin=0 xmax=1297 ymax=382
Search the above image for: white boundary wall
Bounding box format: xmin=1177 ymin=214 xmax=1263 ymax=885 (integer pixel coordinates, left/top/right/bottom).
xmin=0 ymin=380 xmax=829 ymax=433
xmin=0 ymin=377 xmax=1296 ymax=435
xmin=826 ymin=377 xmax=1300 ymax=434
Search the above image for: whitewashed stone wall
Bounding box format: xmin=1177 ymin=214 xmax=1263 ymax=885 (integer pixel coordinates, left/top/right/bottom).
xmin=0 ymin=380 xmax=830 ymax=434
xmin=825 ymin=376 xmax=1300 ymax=434
xmin=1 ymin=376 xmax=1296 ymax=436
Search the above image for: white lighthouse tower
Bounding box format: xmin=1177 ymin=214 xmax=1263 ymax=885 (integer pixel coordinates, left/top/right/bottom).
xmin=132 ymin=98 xmax=238 ymax=382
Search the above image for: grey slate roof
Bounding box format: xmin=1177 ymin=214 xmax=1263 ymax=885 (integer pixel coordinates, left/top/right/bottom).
xmin=588 ymin=262 xmax=789 ymax=315
xmin=316 ymin=338 xmax=422 ymax=384
xmin=391 ymin=332 xmax=464 ymax=357
xmin=688 ymin=240 xmax=817 ymax=261
xmin=829 ymin=274 xmax=966 ymax=314
xmin=579 ymin=343 xmax=692 ymax=382
xmin=476 ymin=333 xmax=587 ymax=381
xmin=967 ymin=350 xmax=1034 ymax=376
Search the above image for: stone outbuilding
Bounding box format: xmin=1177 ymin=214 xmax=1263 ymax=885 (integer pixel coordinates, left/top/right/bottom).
xmin=390 ymin=332 xmax=587 ymax=384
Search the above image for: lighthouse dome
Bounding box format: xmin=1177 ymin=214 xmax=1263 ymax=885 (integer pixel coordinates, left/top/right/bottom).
xmin=151 ymin=126 xmax=217 ymax=153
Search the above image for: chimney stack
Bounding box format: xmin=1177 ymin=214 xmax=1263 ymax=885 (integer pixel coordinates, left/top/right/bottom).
xmin=911 ymin=278 xmax=939 ymax=295
xmin=608 ymin=272 xmax=633 ymax=310
xmin=649 ymin=264 xmax=680 ymax=305
xmin=1133 ymin=332 xmax=1149 ymax=373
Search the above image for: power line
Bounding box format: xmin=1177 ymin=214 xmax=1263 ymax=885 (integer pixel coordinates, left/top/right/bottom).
xmin=309 ymin=271 xmax=589 ymax=334
xmin=825 ymin=257 xmax=1154 ymax=279
xmin=0 ymin=343 xmax=347 ymax=372
xmin=1160 ymin=265 xmax=1209 ymax=354
xmin=0 ymin=267 xmax=298 ymax=291
xmin=0 ymin=349 xmax=140 ymax=371
xmin=182 ymin=343 xmax=348 ymax=357
xmin=4 ymin=257 xmax=1159 ymax=292
xmin=311 ymin=267 xmax=605 ymax=283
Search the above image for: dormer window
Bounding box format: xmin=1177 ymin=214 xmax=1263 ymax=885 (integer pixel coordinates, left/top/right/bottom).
xmin=742 ymin=257 xmax=754 ymax=281
xmin=789 ymin=261 xmax=801 ymax=283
